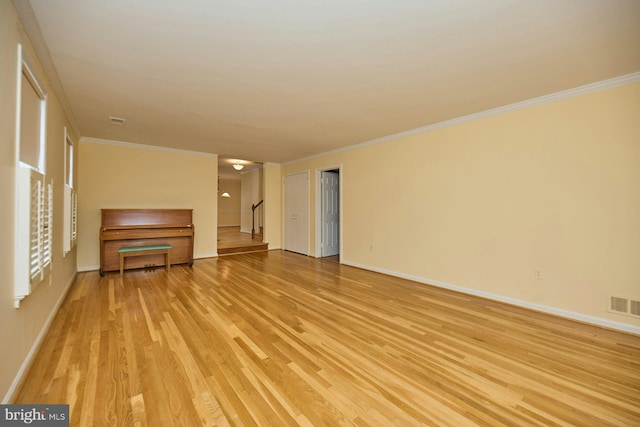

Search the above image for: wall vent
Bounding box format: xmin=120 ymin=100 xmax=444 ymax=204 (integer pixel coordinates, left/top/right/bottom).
xmin=630 ymin=300 xmax=640 ymax=317
xmin=609 ymin=295 xmax=640 ymax=318
xmin=610 ymin=296 xmax=628 ymax=313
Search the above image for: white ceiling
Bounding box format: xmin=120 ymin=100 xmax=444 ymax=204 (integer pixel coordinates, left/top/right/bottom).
xmin=18 ymin=0 xmax=640 ymax=164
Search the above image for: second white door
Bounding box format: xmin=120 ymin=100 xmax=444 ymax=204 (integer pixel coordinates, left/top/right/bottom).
xmin=320 ymin=171 xmax=339 ymax=257
xmin=283 ymin=172 xmax=309 ymax=255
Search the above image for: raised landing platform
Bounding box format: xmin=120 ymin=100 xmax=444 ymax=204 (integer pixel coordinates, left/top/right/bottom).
xmin=217 ymin=226 xmax=268 ymax=255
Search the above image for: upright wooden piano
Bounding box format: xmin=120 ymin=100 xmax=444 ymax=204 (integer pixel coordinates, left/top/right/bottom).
xmin=100 ymin=209 xmax=194 ymax=276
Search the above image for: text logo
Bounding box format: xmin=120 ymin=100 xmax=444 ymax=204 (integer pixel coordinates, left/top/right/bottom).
xmin=0 ymin=405 xmax=69 ymax=426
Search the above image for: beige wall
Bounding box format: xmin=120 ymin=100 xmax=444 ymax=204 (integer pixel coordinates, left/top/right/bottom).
xmin=263 ymin=163 xmax=282 ymax=249
xmin=218 ymin=179 xmax=241 ymax=226
xmin=77 ymin=138 xmax=218 ymax=269
xmin=283 ymin=82 xmax=640 ymax=328
xmin=1 ymin=1 xmax=79 ymax=401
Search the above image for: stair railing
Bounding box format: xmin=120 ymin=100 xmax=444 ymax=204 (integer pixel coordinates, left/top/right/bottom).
xmin=251 ymin=200 xmax=264 ymax=239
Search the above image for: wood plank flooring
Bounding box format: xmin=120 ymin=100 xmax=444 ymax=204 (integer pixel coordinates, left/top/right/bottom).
xmin=14 ymin=250 xmax=640 ymax=426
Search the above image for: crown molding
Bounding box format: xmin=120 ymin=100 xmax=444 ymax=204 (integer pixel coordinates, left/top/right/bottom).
xmin=80 ymin=137 xmax=218 ymax=158
xmin=286 ymin=72 xmax=640 ymax=165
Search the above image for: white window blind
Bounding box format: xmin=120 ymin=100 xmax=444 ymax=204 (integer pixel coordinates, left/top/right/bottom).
xmin=45 ymin=180 xmax=53 ymax=268
xmin=15 ymin=168 xmax=53 ymax=306
xmin=28 ymin=172 xmax=52 ymax=284
xmin=63 ymin=128 xmax=77 ymax=256
xmin=64 ymin=129 xmax=74 ymax=187
xmin=29 ymin=175 xmax=43 ymax=280
xmin=63 ymin=185 xmax=78 ymax=255
xmin=72 ymin=190 xmax=78 ymax=242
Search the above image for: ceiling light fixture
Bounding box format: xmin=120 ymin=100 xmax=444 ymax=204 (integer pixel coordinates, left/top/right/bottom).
xmin=232 ymin=162 xmax=244 ymax=171
xmin=218 ymin=176 xmax=231 ymax=197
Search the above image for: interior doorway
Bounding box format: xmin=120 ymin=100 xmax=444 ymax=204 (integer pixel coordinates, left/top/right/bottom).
xmin=217 ymin=157 xmax=262 ymax=229
xmin=217 ymin=157 xmax=265 ymax=254
xmin=316 ymin=166 xmax=341 ymax=258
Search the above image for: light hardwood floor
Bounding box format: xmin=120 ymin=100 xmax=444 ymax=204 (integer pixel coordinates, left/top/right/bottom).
xmin=15 ymin=251 xmax=640 ymax=426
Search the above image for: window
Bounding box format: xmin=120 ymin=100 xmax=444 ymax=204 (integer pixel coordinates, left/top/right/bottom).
xmin=19 ymin=57 xmax=46 ymax=173
xmin=63 ymin=128 xmax=77 ymax=255
xmin=14 ymin=44 xmax=50 ymax=307
xmin=64 ymin=128 xmax=73 ymax=187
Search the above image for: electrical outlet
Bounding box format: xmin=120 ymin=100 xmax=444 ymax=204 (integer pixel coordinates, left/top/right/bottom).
xmin=534 ymin=269 xmax=542 ymax=279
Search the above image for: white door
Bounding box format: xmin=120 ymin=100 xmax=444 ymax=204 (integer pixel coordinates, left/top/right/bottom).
xmin=283 ymin=172 xmax=309 ymax=255
xmin=321 ymin=171 xmax=340 ymax=257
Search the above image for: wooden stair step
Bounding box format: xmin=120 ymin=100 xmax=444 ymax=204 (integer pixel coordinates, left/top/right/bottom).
xmin=218 ymin=243 xmax=268 ymax=255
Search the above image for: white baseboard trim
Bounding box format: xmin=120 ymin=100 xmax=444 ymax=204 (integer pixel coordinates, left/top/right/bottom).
xmin=3 ymin=271 xmax=78 ymax=404
xmin=341 ymin=260 xmax=640 ymax=336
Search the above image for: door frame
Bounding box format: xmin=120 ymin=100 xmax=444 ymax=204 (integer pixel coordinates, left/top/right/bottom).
xmin=282 ymin=170 xmax=310 ymax=255
xmin=315 ymin=165 xmax=342 ymax=260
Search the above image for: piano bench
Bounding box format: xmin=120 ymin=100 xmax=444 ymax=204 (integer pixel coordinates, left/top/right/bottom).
xmin=118 ymin=244 xmax=172 ymax=278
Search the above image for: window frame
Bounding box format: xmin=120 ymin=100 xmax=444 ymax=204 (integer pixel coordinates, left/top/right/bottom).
xmin=14 ymin=44 xmax=50 ymax=308
xmin=18 ymin=48 xmax=47 ymax=173
xmin=63 ymin=127 xmax=78 ymax=256
xmin=64 ymin=127 xmax=74 ymax=188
